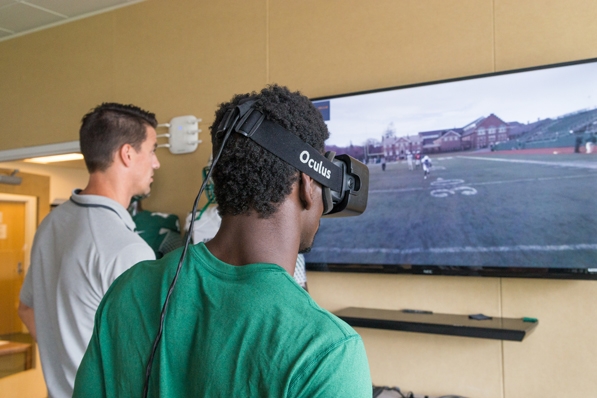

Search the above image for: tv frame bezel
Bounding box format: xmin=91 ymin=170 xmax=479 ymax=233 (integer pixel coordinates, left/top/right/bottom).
xmin=307 ymin=57 xmax=597 ymax=280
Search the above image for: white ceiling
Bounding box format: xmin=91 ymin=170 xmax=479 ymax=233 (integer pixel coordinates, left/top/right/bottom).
xmin=0 ymin=0 xmax=145 ymax=42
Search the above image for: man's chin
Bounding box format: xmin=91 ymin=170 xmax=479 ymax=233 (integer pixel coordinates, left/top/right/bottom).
xmin=298 ymin=246 xmax=312 ymax=254
xmin=134 ymin=190 xmax=151 ymax=199
xmin=299 ymin=230 xmax=318 ymax=254
xmin=141 ymin=182 xmax=153 ymax=196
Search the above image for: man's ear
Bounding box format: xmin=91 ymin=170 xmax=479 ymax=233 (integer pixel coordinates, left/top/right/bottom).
xmin=298 ymin=172 xmax=316 ymax=211
xmin=118 ymin=144 xmax=134 ymax=168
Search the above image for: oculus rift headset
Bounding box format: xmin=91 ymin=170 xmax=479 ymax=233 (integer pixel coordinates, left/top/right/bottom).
xmin=142 ymin=98 xmax=369 ymax=398
xmin=216 ymin=98 xmax=369 ymax=217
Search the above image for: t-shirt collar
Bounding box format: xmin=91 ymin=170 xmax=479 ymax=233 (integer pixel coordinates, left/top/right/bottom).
xmin=70 ymin=189 xmax=136 ymax=232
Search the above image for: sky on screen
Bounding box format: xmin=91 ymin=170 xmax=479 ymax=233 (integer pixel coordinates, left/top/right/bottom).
xmin=322 ymin=62 xmax=597 ymax=147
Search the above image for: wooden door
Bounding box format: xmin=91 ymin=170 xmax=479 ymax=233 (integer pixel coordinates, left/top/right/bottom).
xmin=0 ymin=201 xmax=26 ymax=335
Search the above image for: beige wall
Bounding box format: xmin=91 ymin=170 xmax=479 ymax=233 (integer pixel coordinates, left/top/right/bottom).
xmin=0 ymin=1 xmax=596 ymax=397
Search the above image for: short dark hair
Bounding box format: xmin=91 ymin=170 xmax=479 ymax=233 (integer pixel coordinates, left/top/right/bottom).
xmin=210 ymin=85 xmax=329 ymax=218
xmin=80 ymin=103 xmax=158 ymax=173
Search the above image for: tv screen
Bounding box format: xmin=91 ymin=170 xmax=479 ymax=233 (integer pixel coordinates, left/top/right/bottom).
xmin=306 ymin=58 xmax=597 ymax=279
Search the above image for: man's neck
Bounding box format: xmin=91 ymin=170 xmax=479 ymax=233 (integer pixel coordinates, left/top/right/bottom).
xmin=79 ymin=172 xmax=131 ymax=209
xmin=205 ymin=211 xmax=301 ymax=276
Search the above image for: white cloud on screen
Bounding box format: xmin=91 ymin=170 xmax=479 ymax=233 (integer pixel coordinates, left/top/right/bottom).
xmin=321 ymin=62 xmax=597 ymax=147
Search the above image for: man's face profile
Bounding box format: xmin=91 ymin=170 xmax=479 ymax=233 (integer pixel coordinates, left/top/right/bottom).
xmin=131 ymin=126 xmax=160 ymax=196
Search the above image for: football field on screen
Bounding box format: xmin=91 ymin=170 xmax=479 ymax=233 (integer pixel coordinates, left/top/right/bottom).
xmin=307 ymin=152 xmax=597 ymax=268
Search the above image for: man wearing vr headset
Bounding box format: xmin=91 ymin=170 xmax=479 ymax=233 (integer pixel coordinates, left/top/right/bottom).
xmin=74 ymin=85 xmax=371 ymax=397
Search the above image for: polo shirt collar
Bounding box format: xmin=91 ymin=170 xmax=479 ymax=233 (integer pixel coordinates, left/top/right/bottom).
xmin=69 ymin=189 xmax=136 ymax=232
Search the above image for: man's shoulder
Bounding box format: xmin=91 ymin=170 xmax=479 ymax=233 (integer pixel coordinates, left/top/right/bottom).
xmin=33 ymin=198 xmax=153 ymax=267
xmin=107 ymin=246 xmax=183 ymax=294
xmin=303 ymin=301 xmax=361 ymax=339
xmin=32 ymin=200 xmax=81 ymax=248
xmin=269 ymin=286 xmax=361 ymax=345
xmin=83 ymin=205 xmax=148 ymax=251
xmin=97 ymin=249 xmax=187 ymax=325
xmin=70 ymin=191 xmax=137 ymax=229
xmin=37 ymin=198 xmax=76 ymax=225
xmin=284 ymin=301 xmax=371 ymax=396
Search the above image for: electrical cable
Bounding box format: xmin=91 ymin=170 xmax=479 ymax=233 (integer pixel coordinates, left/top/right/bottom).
xmin=373 ymin=386 xmax=414 ymax=398
xmin=141 ymin=125 xmax=234 ymax=398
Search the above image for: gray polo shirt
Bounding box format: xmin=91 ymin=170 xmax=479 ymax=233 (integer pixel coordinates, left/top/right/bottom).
xmin=20 ymin=189 xmax=155 ymax=398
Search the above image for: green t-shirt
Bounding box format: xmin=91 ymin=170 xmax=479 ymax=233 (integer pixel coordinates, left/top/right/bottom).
xmin=132 ymin=210 xmax=182 ymax=259
xmin=74 ymin=243 xmax=372 ymax=397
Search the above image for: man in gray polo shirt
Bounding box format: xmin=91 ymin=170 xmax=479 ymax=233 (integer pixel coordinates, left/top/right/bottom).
xmin=18 ymin=103 xmax=161 ymax=398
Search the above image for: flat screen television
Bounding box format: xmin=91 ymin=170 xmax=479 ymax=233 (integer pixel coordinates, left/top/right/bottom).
xmin=306 ymin=58 xmax=597 ymax=279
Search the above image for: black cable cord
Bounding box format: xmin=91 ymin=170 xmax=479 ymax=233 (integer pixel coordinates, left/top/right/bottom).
xmin=141 ymin=126 xmax=234 ymax=398
xmin=373 ymin=386 xmax=413 ymax=398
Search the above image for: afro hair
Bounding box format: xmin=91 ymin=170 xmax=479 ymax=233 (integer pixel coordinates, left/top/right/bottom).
xmin=210 ymin=84 xmax=329 ymax=218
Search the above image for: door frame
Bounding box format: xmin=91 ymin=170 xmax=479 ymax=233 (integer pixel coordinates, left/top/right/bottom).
xmin=0 ymin=193 xmax=37 ymax=276
xmin=0 ymin=193 xmax=37 ymax=334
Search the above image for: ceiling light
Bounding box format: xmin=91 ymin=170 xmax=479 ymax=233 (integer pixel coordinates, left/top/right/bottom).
xmin=24 ymin=153 xmax=84 ymax=164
